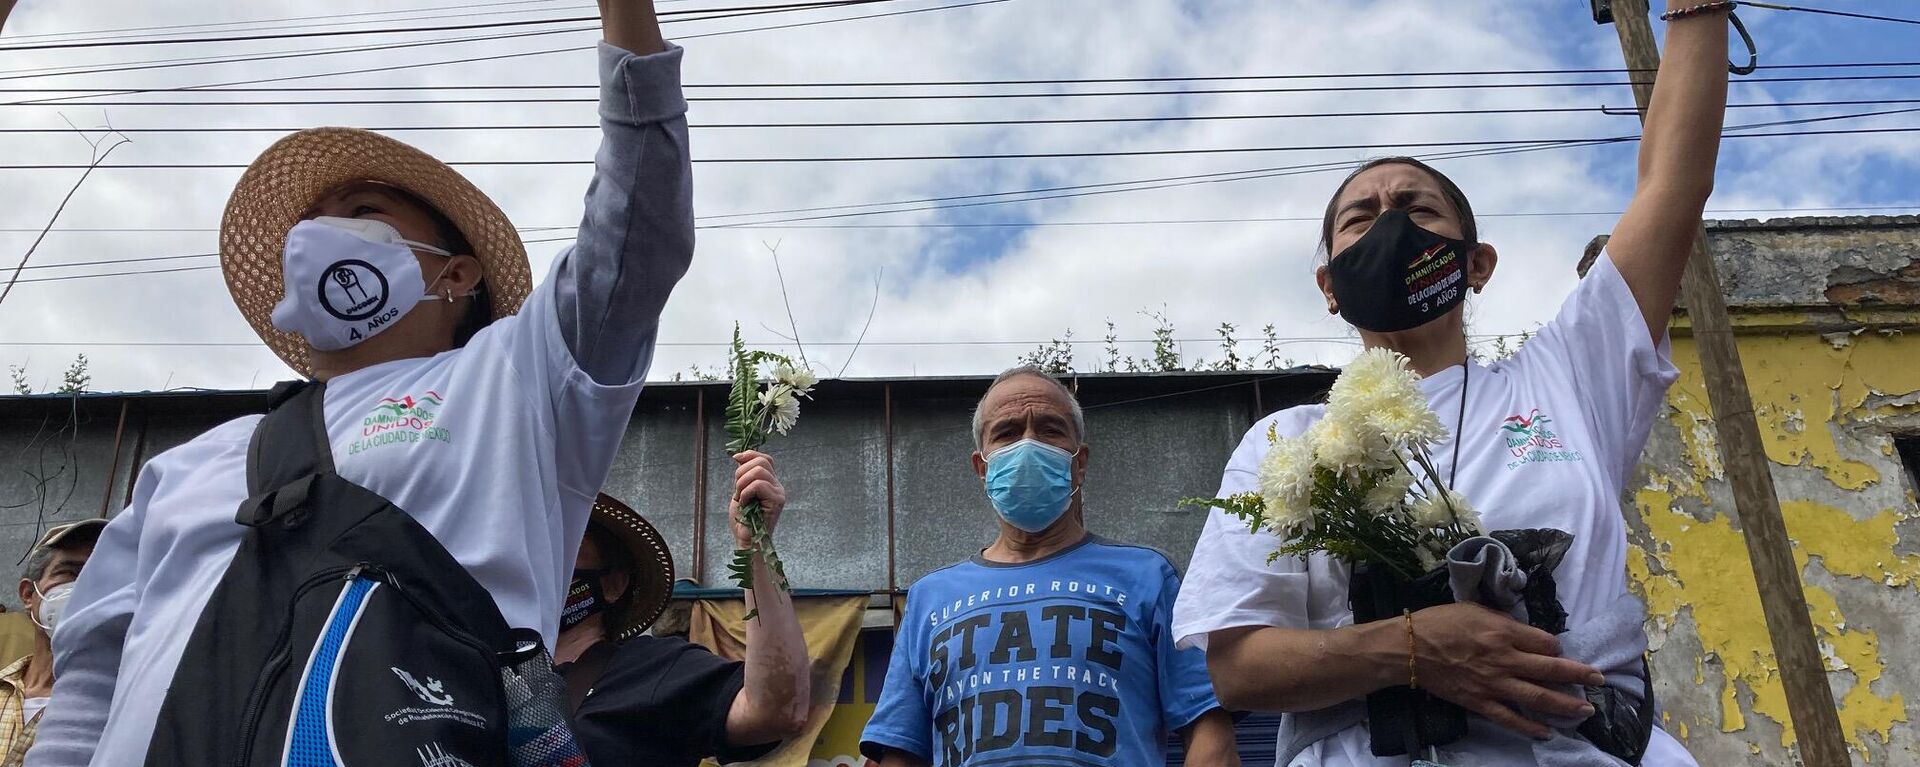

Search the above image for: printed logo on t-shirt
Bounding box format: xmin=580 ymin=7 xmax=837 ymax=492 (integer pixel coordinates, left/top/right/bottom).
xmin=351 ymin=391 xmax=453 ymax=455
xmin=923 ymin=578 xmax=1132 ymax=765
xmin=1500 ymin=408 xmax=1584 ymax=470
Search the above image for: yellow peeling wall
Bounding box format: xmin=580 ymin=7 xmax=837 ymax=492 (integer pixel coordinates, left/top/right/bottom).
xmin=1628 ymin=319 xmax=1920 ymax=764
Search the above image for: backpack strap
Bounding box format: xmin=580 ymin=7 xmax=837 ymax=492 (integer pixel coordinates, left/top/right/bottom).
xmin=237 ymin=380 xmax=334 ymax=527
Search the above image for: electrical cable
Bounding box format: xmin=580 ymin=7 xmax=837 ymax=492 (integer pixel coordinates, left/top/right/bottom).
xmin=0 ymin=334 xmax=1505 ymax=349
xmin=0 ymin=0 xmax=587 ymax=42
xmin=0 ymin=97 xmax=1912 ymax=132
xmin=6 ymin=59 xmax=1919 ymax=92
xmin=0 ymin=0 xmax=1001 ymax=86
xmin=0 ymin=0 xmax=901 ymax=51
xmin=0 ymin=99 xmax=1874 ymax=132
xmin=4 ymin=122 xmax=1914 ymax=169
xmin=1737 ymin=1 xmax=1920 ymax=26
xmin=18 ymin=72 xmax=1920 ymax=107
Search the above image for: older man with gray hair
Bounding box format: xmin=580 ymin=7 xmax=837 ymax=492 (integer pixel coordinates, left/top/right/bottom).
xmin=861 ymin=366 xmax=1240 ymax=766
xmin=0 ymin=520 xmax=104 ymax=766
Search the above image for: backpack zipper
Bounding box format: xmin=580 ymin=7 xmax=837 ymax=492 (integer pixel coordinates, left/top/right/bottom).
xmin=232 ymin=565 xmax=358 ymax=767
xmin=362 ymin=563 xmax=496 ymax=658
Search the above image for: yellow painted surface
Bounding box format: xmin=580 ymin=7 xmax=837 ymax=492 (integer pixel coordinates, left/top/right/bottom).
xmin=1629 ymin=327 xmax=1920 ymax=758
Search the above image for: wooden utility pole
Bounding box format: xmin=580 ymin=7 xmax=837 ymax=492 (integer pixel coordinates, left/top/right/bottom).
xmin=1601 ymin=2 xmax=1849 ymax=763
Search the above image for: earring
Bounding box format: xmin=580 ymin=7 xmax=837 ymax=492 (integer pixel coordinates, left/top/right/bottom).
xmin=443 ymin=287 xmax=454 ymax=303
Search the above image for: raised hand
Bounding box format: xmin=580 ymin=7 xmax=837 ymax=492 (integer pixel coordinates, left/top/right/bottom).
xmin=1412 ymin=602 xmax=1606 ymax=740
xmin=730 ymin=451 xmax=786 ymax=548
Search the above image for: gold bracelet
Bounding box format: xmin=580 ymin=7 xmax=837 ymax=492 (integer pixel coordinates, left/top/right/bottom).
xmin=1404 ymin=608 xmax=1419 ymax=690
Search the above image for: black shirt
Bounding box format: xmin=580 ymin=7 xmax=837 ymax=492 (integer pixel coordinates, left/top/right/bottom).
xmin=559 ymin=636 xmax=783 ymax=767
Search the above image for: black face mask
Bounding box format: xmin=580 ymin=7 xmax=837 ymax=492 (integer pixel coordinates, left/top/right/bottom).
xmin=559 ymin=569 xmax=610 ymax=633
xmin=1327 ymin=208 xmax=1476 ymax=333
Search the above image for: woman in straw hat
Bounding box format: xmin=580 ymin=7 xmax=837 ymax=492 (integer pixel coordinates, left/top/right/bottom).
xmin=29 ymin=2 xmax=693 ymax=764
xmin=556 ymin=456 xmax=809 ymax=767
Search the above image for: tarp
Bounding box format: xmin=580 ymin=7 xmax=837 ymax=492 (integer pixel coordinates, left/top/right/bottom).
xmin=692 ymin=595 xmax=868 ymax=767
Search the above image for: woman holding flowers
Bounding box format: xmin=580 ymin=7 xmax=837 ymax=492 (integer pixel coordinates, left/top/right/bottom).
xmin=1171 ymin=4 xmax=1735 ymax=765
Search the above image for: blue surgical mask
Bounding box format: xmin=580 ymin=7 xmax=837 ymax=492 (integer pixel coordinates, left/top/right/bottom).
xmin=983 ymin=438 xmax=1078 ymax=533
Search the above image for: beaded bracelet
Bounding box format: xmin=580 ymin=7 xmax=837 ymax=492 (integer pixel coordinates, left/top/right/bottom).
xmin=1403 ymin=609 xmax=1419 ymax=690
xmin=1661 ymin=1 xmax=1736 ymax=21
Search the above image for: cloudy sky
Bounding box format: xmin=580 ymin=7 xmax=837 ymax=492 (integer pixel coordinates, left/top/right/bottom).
xmin=1 ymin=0 xmax=1916 ymax=392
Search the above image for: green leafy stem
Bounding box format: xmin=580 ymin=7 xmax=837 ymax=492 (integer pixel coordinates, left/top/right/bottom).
xmin=724 ymin=325 xmax=797 ymax=620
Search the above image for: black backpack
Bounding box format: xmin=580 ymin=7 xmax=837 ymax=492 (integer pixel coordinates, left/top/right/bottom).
xmin=145 ymin=381 xmax=575 ymax=766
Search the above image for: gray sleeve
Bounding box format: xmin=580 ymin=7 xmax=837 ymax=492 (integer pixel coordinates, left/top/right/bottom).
xmin=551 ymin=41 xmax=695 ymax=385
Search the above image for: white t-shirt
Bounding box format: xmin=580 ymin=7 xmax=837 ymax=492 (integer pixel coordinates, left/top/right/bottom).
xmin=59 ymin=272 xmax=644 ymax=763
xmin=1171 ymin=253 xmax=1696 ymax=767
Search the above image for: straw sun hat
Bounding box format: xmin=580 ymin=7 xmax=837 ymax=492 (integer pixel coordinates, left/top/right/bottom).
xmin=220 ymin=127 xmax=533 ymax=377
xmin=590 ymin=493 xmax=678 ymax=640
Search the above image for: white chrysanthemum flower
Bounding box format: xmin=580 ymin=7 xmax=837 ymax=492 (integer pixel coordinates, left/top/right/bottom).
xmin=774 ymin=362 xmax=817 ymax=393
xmin=760 ymin=384 xmax=801 ymax=434
xmin=1364 ymin=467 xmax=1417 ymax=515
xmin=1369 ymin=397 xmax=1448 ymax=448
xmin=1410 ymin=488 xmax=1478 ymax=531
xmin=1329 ymin=348 xmax=1444 ymax=449
xmin=1326 ymin=348 xmax=1400 ymax=414
xmin=1307 ymin=412 xmax=1392 ymax=474
xmin=1256 ymin=435 xmax=1317 ymax=536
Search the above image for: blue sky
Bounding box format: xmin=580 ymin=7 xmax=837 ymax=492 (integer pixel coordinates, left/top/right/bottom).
xmin=0 ymin=0 xmax=1916 ymax=391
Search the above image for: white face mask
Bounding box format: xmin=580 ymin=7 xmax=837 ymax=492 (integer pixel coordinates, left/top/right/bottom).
xmin=269 ymin=216 xmax=467 ymax=352
xmin=30 ymin=581 xmax=73 ymax=636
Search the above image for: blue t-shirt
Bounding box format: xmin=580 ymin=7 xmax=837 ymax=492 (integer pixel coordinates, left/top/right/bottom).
xmin=861 ymin=535 xmax=1221 ymax=766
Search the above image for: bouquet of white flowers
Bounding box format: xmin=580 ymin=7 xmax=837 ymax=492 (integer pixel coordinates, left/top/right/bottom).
xmin=723 ymin=325 xmax=816 ymax=617
xmin=1186 ymin=348 xmax=1480 ymax=580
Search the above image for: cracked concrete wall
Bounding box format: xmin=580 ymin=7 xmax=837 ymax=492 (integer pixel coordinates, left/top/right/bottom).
xmin=1614 ymin=217 xmax=1920 ymax=764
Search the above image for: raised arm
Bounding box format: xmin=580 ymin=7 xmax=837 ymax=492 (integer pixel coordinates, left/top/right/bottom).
xmin=551 ymin=0 xmax=695 ymax=385
xmin=1605 ymin=1 xmax=1732 ymax=340
xmin=724 ymin=452 xmax=812 ymax=749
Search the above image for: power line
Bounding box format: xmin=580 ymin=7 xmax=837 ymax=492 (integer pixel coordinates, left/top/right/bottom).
xmin=0 ymin=0 xmax=586 ymax=42
xmin=3 ymin=123 xmax=1915 ymax=170
xmin=0 ymin=0 xmax=1005 ymax=86
xmin=0 ymin=99 xmax=1912 ymax=133
xmin=19 ymin=73 xmax=1920 ymax=108
xmin=7 ymin=59 xmax=1919 ymax=93
xmin=0 ymin=335 xmax=1499 ymax=349
xmin=680 ymin=107 xmax=1920 ymax=222
xmin=7 ymin=112 xmax=1909 ymax=285
xmin=0 ymin=0 xmax=898 ymax=51
xmin=11 ymin=203 xmax=1904 ymax=246
xmin=1738 ymin=1 xmax=1920 ymax=27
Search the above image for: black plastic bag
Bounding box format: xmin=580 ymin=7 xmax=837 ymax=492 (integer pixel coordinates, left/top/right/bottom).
xmin=1349 ymin=561 xmax=1466 ymax=757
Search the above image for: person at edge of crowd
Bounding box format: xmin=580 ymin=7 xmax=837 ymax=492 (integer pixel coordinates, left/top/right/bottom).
xmin=556 ymin=455 xmax=810 ymax=767
xmin=862 ymin=366 xmax=1242 ymax=767
xmin=25 ymin=1 xmax=695 ymax=763
xmin=1 ymin=522 xmax=104 ymax=767
xmin=1170 ymin=3 xmax=1734 ymax=766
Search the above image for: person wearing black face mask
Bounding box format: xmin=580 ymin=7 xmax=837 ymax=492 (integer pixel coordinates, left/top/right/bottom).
xmin=554 ymin=454 xmax=810 ymax=767
xmin=1174 ymin=4 xmax=1736 ymax=766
